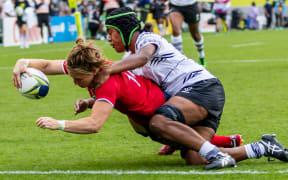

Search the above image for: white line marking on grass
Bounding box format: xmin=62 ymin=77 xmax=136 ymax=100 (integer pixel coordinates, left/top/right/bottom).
xmin=232 ymin=42 xmax=263 ymax=48
xmin=0 ymin=48 xmax=70 ymax=57
xmin=209 ymin=59 xmax=288 ymax=63
xmin=0 ymin=67 xmax=13 ymax=70
xmin=1 ymin=170 xmax=288 ymax=175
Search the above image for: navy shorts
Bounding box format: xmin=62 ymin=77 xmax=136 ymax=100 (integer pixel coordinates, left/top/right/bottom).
xmin=88 ymin=23 xmax=100 ymax=36
xmin=169 ymin=3 xmax=200 ymax=24
xmin=37 ymin=14 xmax=50 ymax=28
xmin=17 ymin=16 xmax=26 ymax=27
xmin=175 ymin=78 xmax=225 ymax=132
xmin=215 ymin=12 xmax=227 ymax=21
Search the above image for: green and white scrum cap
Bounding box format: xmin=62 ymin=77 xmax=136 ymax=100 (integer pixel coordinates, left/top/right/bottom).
xmin=105 ymin=7 xmax=141 ymax=51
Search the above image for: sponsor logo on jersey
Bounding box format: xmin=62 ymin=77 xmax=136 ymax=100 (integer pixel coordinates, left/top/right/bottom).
xmin=180 ymin=86 xmax=193 ymax=93
xmin=150 ymin=53 xmax=174 ymax=65
xmin=183 ymin=70 xmax=203 ymax=84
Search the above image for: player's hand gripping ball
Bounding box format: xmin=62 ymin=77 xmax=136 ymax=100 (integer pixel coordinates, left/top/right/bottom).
xmin=18 ymin=68 xmax=49 ymax=99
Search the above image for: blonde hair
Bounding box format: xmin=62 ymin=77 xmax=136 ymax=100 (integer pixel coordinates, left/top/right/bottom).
xmin=66 ymin=37 xmax=109 ymax=75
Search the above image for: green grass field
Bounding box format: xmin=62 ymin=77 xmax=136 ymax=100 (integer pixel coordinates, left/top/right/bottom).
xmin=1 ymin=30 xmax=288 ymax=179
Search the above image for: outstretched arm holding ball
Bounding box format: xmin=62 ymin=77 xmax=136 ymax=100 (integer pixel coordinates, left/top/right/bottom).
xmin=12 ymin=44 xmax=115 ymax=134
xmin=13 ymin=57 xmax=113 ymax=134
xmin=13 ymin=58 xmax=65 ymax=88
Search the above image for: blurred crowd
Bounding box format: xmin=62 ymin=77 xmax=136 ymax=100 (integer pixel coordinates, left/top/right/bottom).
xmin=0 ymin=0 xmax=170 ymax=40
xmin=230 ymin=0 xmax=287 ymax=30
xmin=0 ymin=0 xmax=287 ymax=43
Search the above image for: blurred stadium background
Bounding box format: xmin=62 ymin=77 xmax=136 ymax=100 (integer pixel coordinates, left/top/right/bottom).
xmin=1 ymin=0 xmax=288 ymax=46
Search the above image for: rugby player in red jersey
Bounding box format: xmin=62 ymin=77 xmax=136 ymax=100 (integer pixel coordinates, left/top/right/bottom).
xmin=13 ymin=38 xmax=241 ymax=148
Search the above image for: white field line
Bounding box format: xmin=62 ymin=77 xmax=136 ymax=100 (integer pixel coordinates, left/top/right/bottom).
xmin=1 ymin=170 xmax=288 ymax=175
xmin=0 ymin=48 xmax=70 ymax=57
xmin=209 ymin=59 xmax=288 ymax=63
xmin=232 ymin=42 xmax=263 ymax=48
xmin=1 ymin=59 xmax=288 ymax=71
xmin=0 ymin=67 xmax=13 ymax=70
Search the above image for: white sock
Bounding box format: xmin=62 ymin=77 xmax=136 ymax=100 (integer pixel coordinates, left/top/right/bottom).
xmin=24 ymin=33 xmax=29 ymax=48
xmin=199 ymin=141 xmax=219 ymax=160
xmin=171 ymin=35 xmax=183 ymax=53
xmin=20 ymin=34 xmax=24 ymax=48
xmin=244 ymin=142 xmax=265 ymax=159
xmin=194 ymin=35 xmax=205 ymax=59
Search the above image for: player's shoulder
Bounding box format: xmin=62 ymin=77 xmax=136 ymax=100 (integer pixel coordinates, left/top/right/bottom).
xmin=97 ymin=72 xmax=138 ymax=95
xmin=95 ymin=75 xmax=119 ymax=94
xmin=101 ymin=73 xmax=130 ymax=88
xmin=114 ymin=71 xmax=139 ymax=81
xmin=103 ymin=74 xmax=119 ymax=85
xmin=114 ymin=71 xmax=146 ymax=85
xmin=136 ymin=32 xmax=162 ymax=50
xmin=138 ymin=32 xmax=161 ymax=41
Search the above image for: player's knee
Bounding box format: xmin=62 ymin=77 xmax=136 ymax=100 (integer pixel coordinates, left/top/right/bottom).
xmin=149 ymin=104 xmax=186 ymax=136
xmin=154 ymin=104 xmax=185 ymax=124
xmin=149 ymin=115 xmax=166 ymax=134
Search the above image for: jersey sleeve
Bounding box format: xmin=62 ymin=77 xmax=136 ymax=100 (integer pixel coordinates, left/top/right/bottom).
xmin=135 ymin=32 xmax=161 ymax=55
xmin=94 ymin=77 xmax=118 ymax=107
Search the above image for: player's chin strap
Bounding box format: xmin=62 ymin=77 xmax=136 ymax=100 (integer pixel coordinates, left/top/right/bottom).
xmin=105 ymin=12 xmax=143 ymax=51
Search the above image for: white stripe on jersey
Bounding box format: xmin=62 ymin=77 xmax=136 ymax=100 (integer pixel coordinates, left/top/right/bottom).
xmin=133 ymin=32 xmax=215 ymax=96
xmin=124 ymin=71 xmax=141 ymax=87
xmin=95 ymin=98 xmax=114 ymax=107
xmin=169 ymin=0 xmax=196 ymax=6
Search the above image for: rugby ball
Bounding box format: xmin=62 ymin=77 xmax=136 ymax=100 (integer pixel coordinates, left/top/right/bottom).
xmin=18 ymin=68 xmax=49 ymax=99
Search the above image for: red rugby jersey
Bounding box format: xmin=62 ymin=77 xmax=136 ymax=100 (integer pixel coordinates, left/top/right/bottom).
xmin=62 ymin=60 xmax=165 ymax=126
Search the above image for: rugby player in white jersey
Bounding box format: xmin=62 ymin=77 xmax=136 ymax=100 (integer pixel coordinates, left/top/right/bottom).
xmin=213 ymin=0 xmax=231 ymax=34
xmin=15 ymin=0 xmax=30 ymax=48
xmin=93 ymin=7 xmax=288 ymax=169
xmin=34 ymin=0 xmax=53 ymax=43
xmin=168 ymin=0 xmax=206 ymax=67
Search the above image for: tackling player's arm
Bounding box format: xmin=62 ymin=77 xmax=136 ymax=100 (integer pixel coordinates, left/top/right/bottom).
xmin=94 ymin=44 xmax=156 ymax=89
xmin=36 ymin=101 xmax=113 ymax=134
xmin=13 ymin=58 xmax=65 ymax=88
xmin=110 ymin=44 xmax=156 ymax=74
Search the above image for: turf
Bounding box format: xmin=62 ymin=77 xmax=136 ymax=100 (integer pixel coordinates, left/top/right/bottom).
xmin=0 ymin=29 xmax=288 ymax=179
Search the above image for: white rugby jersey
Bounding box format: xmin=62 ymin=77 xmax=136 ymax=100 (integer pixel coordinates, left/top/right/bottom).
xmin=132 ymin=32 xmax=216 ymax=96
xmin=214 ymin=0 xmax=231 ymax=14
xmin=169 ymin=0 xmax=196 ymax=6
xmin=35 ymin=0 xmax=50 ymax=14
